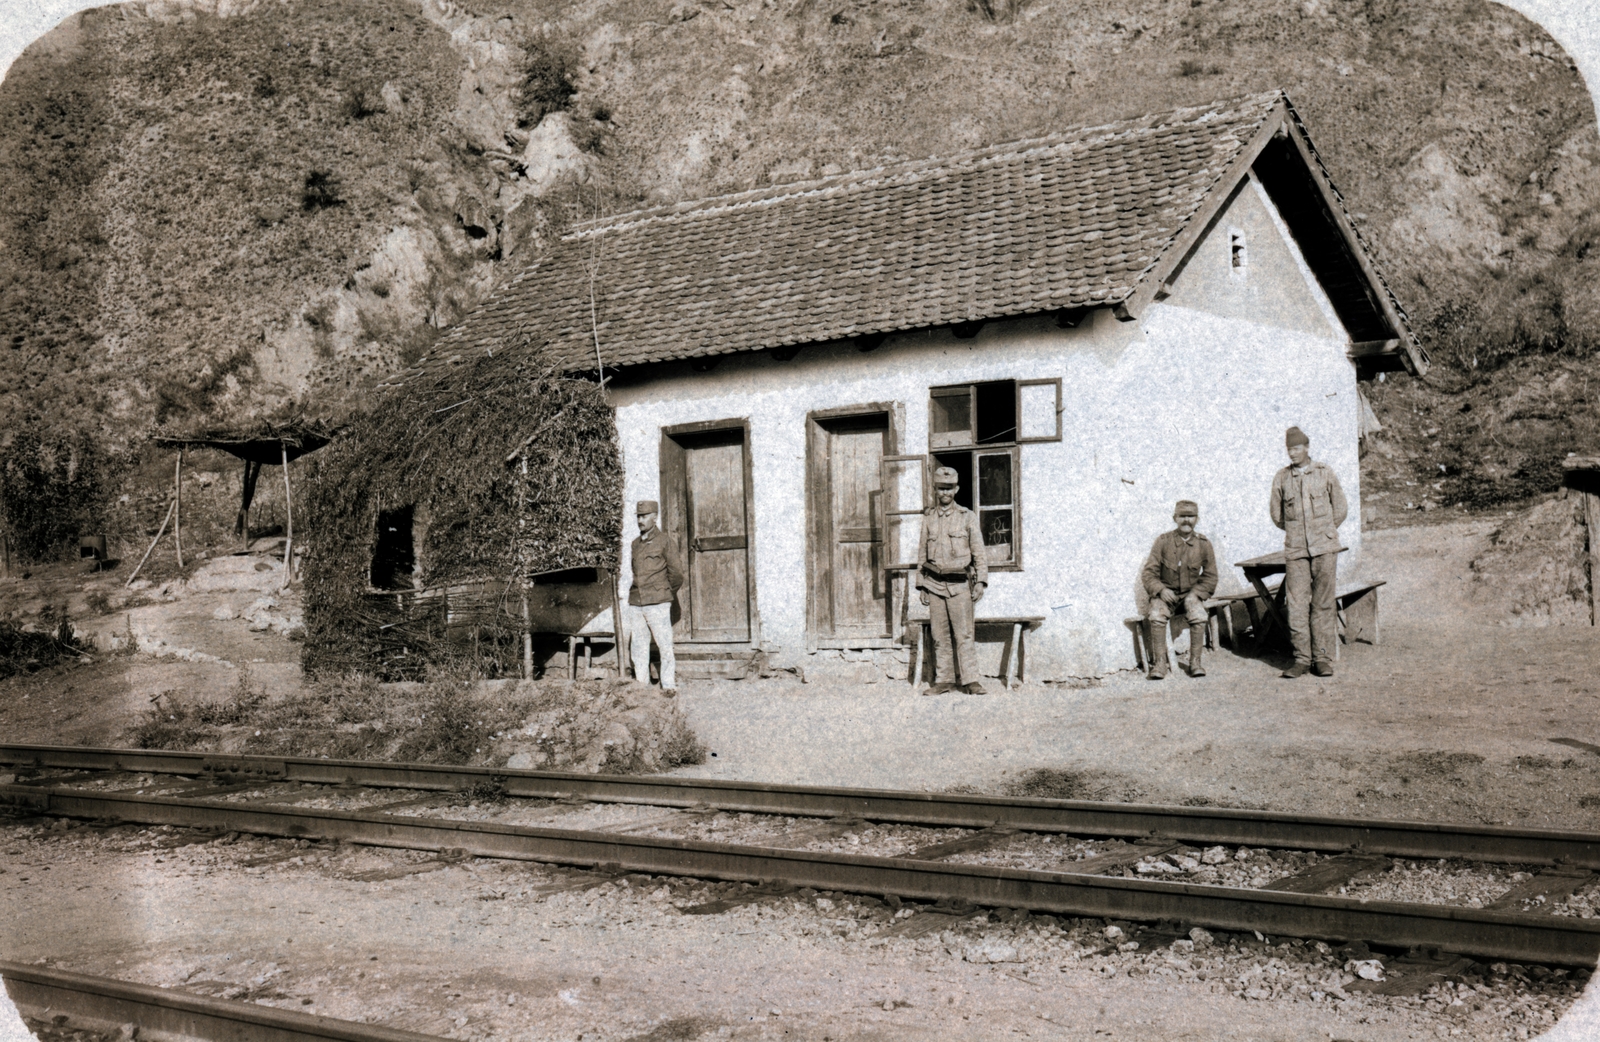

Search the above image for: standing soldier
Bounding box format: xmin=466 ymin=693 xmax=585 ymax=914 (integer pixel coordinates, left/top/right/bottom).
xmin=917 ymin=466 xmax=988 ymax=695
xmin=1140 ymin=500 xmax=1218 ymax=679
xmin=627 ymin=499 xmax=683 ymax=696
xmin=1270 ymin=426 xmax=1348 ymax=678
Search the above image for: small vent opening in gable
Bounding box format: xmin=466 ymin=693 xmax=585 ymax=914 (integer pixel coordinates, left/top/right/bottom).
xmin=1229 ymin=229 xmax=1248 ymax=274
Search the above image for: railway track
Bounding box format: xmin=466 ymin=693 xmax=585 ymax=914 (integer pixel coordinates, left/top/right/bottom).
xmin=1 ymin=961 xmax=453 ymax=1042
xmin=5 ymin=743 xmax=1600 ymax=969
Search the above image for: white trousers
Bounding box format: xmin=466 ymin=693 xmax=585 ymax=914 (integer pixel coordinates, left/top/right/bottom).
xmin=627 ymin=601 xmax=676 ymax=690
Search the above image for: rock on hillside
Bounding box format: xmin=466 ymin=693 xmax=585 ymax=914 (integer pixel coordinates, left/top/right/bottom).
xmin=1 ymin=0 xmax=1597 ymax=526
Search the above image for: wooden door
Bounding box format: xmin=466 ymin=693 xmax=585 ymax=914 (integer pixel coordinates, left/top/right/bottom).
xmin=674 ymin=429 xmax=752 ymax=642
xmin=810 ymin=414 xmax=889 ymax=640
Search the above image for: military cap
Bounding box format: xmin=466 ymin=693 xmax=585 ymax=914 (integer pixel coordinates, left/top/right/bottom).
xmin=1285 ymin=426 xmax=1310 ymax=447
xmin=1174 ymin=499 xmax=1199 ymax=516
xmin=635 ymin=499 xmax=660 ymax=515
xmin=932 ymin=466 xmax=961 ymax=487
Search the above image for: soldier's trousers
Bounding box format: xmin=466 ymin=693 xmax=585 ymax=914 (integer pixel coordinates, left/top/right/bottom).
xmin=1285 ymin=552 xmax=1338 ymax=666
xmin=627 ymin=601 xmax=676 ymax=690
xmin=928 ymin=586 xmax=981 ymax=687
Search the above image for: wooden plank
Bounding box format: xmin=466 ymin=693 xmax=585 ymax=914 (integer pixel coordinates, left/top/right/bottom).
xmin=1347 ymin=950 xmax=1478 ymax=996
xmin=1485 ymin=867 xmax=1594 ymax=912
xmin=659 ymin=432 xmax=690 ymax=641
xmin=1068 ymin=840 xmax=1184 ymax=876
xmin=680 ymin=881 xmax=798 ymax=916
xmin=806 ymin=415 xmax=831 ymax=645
xmin=780 ymin=816 xmax=873 ymax=845
xmin=831 ymin=423 xmax=888 ymax=639
xmin=907 ymin=827 xmax=1017 ymax=861
xmin=1263 ymin=853 xmax=1391 ymax=894
xmin=684 ymin=436 xmax=751 ymax=642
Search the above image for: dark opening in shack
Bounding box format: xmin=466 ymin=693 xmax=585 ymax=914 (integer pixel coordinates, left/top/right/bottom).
xmin=532 ymin=566 xmax=600 ymax=585
xmin=371 ymin=506 xmax=415 ymax=590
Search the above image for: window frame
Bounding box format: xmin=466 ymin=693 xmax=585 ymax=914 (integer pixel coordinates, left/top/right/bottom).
xmin=879 ymin=452 xmax=930 ymax=572
xmin=1015 ymin=377 xmax=1063 ymax=444
xmin=925 ymin=378 xmax=1035 ymax=572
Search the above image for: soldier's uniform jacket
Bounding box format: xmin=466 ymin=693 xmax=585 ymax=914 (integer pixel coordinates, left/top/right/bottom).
xmin=1270 ymin=460 xmax=1348 ymax=560
xmin=915 ymin=503 xmax=989 ymax=597
xmin=628 ymin=528 xmax=684 ymax=606
xmin=1140 ymin=530 xmax=1218 ymax=600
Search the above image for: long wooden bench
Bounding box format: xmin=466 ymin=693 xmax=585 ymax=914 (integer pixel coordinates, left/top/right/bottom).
xmin=910 ymin=615 xmax=1046 ymax=689
xmin=1126 ymin=580 xmax=1385 ymax=669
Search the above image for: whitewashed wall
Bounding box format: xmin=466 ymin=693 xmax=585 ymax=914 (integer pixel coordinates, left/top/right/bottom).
xmin=609 ymin=180 xmax=1364 ymax=678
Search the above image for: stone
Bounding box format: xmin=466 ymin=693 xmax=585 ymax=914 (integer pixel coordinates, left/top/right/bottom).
xmin=1189 ymin=927 xmax=1214 ymax=946
xmin=1102 ymin=925 xmax=1124 ymax=941
xmin=505 ymin=752 xmax=535 ymax=769
xmin=962 ymin=942 xmax=1019 ymax=964
xmin=1201 ymin=845 xmax=1229 ymax=865
xmin=212 ymin=605 xmax=238 ymax=621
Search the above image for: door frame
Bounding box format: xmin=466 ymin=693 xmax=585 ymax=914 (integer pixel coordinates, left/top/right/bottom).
xmin=659 ymin=417 xmax=760 ymax=648
xmin=805 ymin=403 xmax=901 ymax=651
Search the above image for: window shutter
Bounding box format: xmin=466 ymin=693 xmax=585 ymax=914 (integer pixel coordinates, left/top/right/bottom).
xmin=879 ymin=453 xmax=929 ymax=570
xmin=1016 ymin=378 xmax=1063 ymax=443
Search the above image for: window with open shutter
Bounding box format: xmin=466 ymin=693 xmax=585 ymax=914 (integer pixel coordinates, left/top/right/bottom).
xmin=879 ymin=453 xmax=929 ymax=571
xmin=925 ymin=378 xmax=1056 ymax=569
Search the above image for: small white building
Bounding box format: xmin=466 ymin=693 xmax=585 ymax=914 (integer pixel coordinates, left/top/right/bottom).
xmin=407 ymin=90 xmax=1425 ymax=681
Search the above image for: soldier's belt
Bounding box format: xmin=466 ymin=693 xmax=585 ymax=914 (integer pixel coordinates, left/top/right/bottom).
xmin=921 ymin=568 xmax=971 ymax=583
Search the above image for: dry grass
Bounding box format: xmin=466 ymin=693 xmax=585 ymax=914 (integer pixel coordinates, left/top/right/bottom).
xmin=121 ymin=668 xmax=704 ymax=773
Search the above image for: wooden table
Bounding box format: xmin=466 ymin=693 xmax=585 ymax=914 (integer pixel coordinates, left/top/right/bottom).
xmin=1233 ymin=548 xmax=1347 ymax=651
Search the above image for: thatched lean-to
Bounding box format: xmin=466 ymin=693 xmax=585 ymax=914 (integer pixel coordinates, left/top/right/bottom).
xmin=301 ymin=355 xmax=620 ymax=678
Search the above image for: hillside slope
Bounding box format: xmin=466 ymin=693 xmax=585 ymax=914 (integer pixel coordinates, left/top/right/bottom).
xmin=0 ymin=0 xmax=1597 ymax=552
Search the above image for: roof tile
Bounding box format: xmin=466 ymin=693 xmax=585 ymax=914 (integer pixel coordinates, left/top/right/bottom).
xmin=393 ymin=92 xmax=1294 ymax=383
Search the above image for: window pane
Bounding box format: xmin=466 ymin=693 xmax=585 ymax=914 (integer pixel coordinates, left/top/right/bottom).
xmin=930 ymin=387 xmax=973 ymax=446
xmin=980 ymin=508 xmax=1013 ymax=562
xmin=977 ymin=452 xmax=1012 ymax=507
xmin=975 ymin=380 xmax=1017 ymax=444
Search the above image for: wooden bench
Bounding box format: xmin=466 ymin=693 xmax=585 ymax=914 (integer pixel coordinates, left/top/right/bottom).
xmin=1124 ymin=600 xmax=1230 ymax=673
xmin=1127 ymin=580 xmax=1385 ymax=669
xmin=910 ymin=616 xmax=1046 ymax=689
xmin=1205 ymin=580 xmax=1385 ymax=660
xmin=564 ymin=631 xmax=616 ymax=679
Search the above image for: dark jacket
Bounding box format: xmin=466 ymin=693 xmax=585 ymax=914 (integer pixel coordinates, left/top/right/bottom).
xmin=628 ymin=527 xmax=683 ymax=606
xmin=1270 ymin=460 xmax=1348 ymax=560
xmin=1140 ymin=530 xmax=1218 ymax=600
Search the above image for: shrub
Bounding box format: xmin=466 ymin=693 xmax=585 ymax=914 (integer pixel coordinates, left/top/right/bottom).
xmin=515 ymin=39 xmax=579 ymax=129
xmin=0 ymin=428 xmax=109 ymax=561
xmin=302 ymin=170 xmax=345 ymax=211
xmin=0 ymin=607 xmax=85 ymax=680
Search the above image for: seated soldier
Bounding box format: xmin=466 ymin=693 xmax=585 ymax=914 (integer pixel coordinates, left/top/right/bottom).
xmin=1140 ymin=499 xmax=1218 ymax=679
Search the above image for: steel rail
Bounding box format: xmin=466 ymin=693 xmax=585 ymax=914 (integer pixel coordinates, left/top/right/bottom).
xmin=4 ymin=784 xmax=1599 ymax=967
xmin=5 ymin=744 xmax=1600 ymax=868
xmin=0 ymin=961 xmax=453 ymax=1042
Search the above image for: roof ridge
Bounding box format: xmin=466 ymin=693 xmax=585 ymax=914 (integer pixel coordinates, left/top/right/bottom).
xmin=567 ymin=90 xmax=1287 ymax=241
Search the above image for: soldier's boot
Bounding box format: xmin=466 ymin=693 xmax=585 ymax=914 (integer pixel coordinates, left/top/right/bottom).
xmin=1147 ymin=623 xmax=1169 ymax=680
xmin=1188 ymin=628 xmax=1205 ymax=677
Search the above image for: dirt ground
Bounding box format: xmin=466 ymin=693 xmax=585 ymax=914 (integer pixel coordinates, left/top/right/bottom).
xmin=3 ymin=513 xmax=1600 ymax=1042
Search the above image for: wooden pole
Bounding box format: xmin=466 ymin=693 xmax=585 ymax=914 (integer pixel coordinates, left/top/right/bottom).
xmin=173 ymin=449 xmax=184 ymax=568
xmin=281 ymin=444 xmax=294 ymax=589
xmin=1584 ymin=488 xmax=1599 ymax=628
xmin=125 ymin=500 xmax=176 ymax=587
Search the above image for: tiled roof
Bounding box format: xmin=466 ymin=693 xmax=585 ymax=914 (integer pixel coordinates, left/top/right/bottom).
xmin=389 ymin=91 xmax=1339 ymax=384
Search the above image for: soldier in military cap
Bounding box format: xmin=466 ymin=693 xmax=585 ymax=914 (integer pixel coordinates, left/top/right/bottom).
xmin=627 ymin=499 xmax=683 ymax=696
xmin=916 ymin=466 xmax=989 ymax=695
xmin=1270 ymin=426 xmax=1348 ymax=679
xmin=1140 ymin=499 xmax=1218 ymax=679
